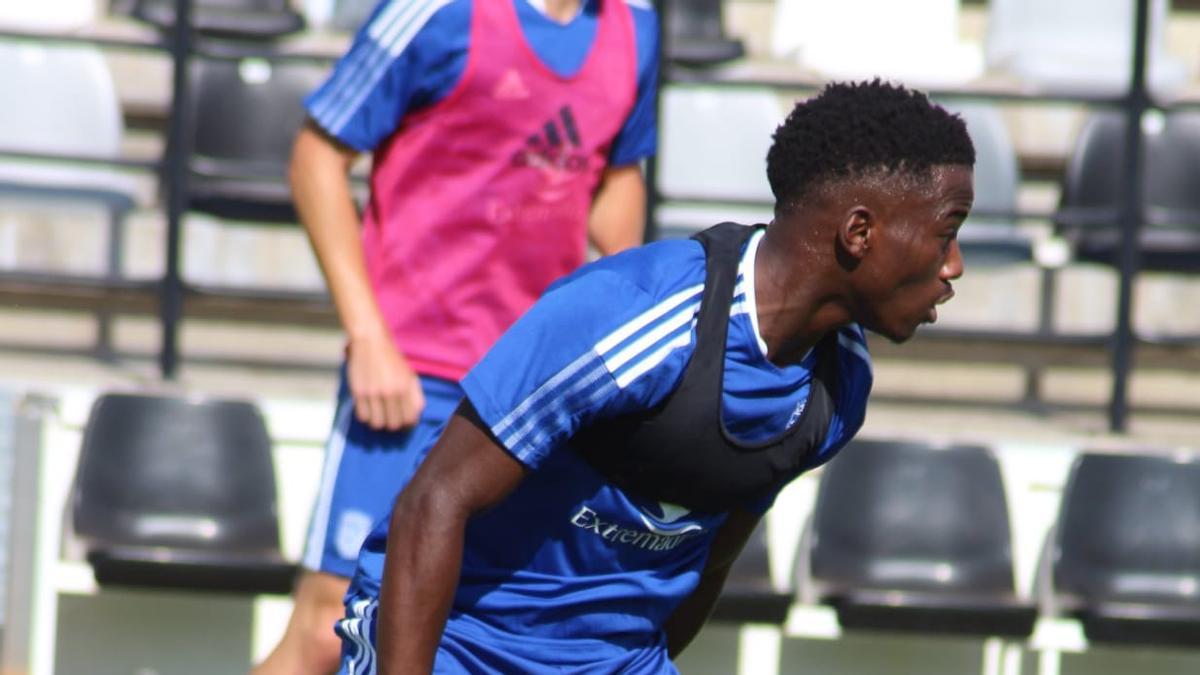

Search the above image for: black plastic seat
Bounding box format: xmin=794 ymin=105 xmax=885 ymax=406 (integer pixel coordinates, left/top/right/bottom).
xmin=664 ymin=0 xmax=744 ymax=67
xmin=71 ymin=392 xmax=297 ymax=595
xmin=1051 ymin=452 xmax=1200 ymax=648
xmin=128 ymin=0 xmax=305 ymax=40
xmin=187 ymin=57 xmax=327 ymax=224
xmin=710 ymin=520 xmax=791 ymax=624
xmin=1055 ymin=110 xmax=1200 ymax=273
xmin=808 ymin=439 xmax=1037 ymax=637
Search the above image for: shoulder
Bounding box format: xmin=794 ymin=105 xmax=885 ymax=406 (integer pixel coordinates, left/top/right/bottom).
xmin=559 ymin=238 xmax=704 ymax=302
xmin=620 ymin=0 xmax=660 ymax=55
xmin=358 ymin=0 xmax=469 ymax=48
xmin=834 ymin=323 xmax=872 ymax=375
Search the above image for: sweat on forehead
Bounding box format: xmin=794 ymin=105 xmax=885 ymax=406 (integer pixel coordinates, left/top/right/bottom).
xmin=766 ymin=80 xmax=975 ymax=213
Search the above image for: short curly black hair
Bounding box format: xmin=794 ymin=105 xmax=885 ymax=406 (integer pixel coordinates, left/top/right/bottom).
xmin=767 ymin=80 xmax=975 ymax=213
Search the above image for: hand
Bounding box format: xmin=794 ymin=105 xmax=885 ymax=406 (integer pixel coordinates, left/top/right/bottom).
xmin=346 ymin=332 xmax=426 ymax=431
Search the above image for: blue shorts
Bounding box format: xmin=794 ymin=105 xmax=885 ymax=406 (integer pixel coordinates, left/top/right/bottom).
xmin=302 ymin=371 xmax=463 ymax=577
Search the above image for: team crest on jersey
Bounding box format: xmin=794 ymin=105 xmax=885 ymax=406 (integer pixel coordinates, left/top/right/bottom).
xmin=569 ymin=499 xmax=707 ymax=553
xmin=637 ymin=501 xmax=704 ymax=536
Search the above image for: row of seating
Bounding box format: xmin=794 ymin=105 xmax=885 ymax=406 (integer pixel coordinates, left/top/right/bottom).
xmin=68 ymin=392 xmax=1200 ymax=650
xmin=660 ymin=86 xmax=1200 ymax=274
xmin=714 ymin=440 xmax=1200 ymax=650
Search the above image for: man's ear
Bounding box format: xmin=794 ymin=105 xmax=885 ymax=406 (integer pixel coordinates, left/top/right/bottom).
xmin=837 ymin=206 xmax=873 ymax=260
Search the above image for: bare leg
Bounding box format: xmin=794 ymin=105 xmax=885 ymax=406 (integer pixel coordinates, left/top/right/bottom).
xmin=251 ymin=571 xmax=349 ymax=675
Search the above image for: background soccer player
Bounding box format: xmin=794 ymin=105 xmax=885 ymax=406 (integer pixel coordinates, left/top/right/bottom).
xmin=253 ymin=1 xmax=659 ymax=673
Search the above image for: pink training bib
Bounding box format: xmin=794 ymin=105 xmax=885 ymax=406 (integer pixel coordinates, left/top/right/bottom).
xmin=361 ymin=0 xmax=637 ymax=382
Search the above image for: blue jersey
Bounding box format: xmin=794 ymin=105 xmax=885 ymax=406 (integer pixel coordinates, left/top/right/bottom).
xmin=339 ymin=228 xmax=874 ymax=673
xmin=306 ymin=0 xmax=659 ymax=165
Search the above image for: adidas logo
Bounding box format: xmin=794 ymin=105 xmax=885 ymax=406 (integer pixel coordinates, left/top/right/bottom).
xmin=511 ymin=105 xmax=588 ymax=174
xmin=493 ymin=69 xmax=530 ymax=101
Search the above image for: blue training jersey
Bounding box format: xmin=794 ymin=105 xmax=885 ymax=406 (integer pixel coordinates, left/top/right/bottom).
xmin=306 ymin=0 xmax=659 ymax=165
xmin=341 ymin=228 xmax=874 ymax=673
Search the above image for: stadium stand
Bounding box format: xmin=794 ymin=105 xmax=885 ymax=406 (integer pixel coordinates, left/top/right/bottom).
xmin=803 ymin=439 xmax=1037 ymax=638
xmin=1046 ymin=451 xmax=1200 ymax=648
xmin=70 ymin=392 xmax=296 ymax=595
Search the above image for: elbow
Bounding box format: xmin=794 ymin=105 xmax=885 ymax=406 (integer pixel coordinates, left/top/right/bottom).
xmin=390 ymin=478 xmax=470 ymax=540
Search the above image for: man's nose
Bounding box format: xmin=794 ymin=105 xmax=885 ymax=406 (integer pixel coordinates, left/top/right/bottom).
xmin=941 ymin=239 xmax=964 ymax=281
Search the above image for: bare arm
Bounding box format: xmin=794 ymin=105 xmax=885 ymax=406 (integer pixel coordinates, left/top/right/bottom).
xmin=290 ymin=120 xmax=424 ymax=430
xmin=588 ymin=163 xmax=647 ymax=256
xmin=663 ymin=508 xmax=762 ymax=658
xmin=377 ymin=409 xmax=526 ymax=674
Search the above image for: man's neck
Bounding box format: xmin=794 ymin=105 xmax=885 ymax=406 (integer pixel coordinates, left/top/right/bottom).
xmin=540 ymin=0 xmax=583 ymax=23
xmin=753 ymin=225 xmax=853 ymax=366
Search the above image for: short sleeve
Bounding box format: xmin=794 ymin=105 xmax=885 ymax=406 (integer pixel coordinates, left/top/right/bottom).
xmin=305 ymin=0 xmax=469 ymax=151
xmin=608 ymin=4 xmax=659 ymax=166
xmin=462 ymin=270 xmax=655 ymax=470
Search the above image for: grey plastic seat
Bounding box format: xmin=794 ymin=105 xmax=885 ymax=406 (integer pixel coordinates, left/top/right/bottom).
xmin=187 ymin=57 xmax=327 ymax=224
xmin=663 ymin=0 xmax=744 ymax=67
xmin=1055 ymin=110 xmax=1200 ymax=273
xmin=0 ymin=42 xmax=136 ymax=277
xmin=807 ymin=439 xmax=1037 ymax=637
xmin=127 ymin=0 xmax=306 ymax=40
xmin=986 ymin=0 xmax=1185 ymax=96
xmin=1050 ymin=452 xmax=1200 ymax=647
xmin=942 ymin=102 xmax=1030 ymax=266
xmin=654 ymin=86 xmax=778 ymax=239
xmin=710 ymin=520 xmax=791 ymax=624
xmin=72 ymin=392 xmax=297 ymax=594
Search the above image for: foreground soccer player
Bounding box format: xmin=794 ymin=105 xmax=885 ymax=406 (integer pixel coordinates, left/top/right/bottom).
xmin=337 ymin=80 xmax=976 ymax=674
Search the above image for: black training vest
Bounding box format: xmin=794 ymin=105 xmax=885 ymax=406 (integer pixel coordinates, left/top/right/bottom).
xmin=571 ymin=222 xmax=839 ymax=514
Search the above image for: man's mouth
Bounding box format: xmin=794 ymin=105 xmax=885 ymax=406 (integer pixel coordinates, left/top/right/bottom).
xmin=926 ymin=289 xmax=956 ymax=324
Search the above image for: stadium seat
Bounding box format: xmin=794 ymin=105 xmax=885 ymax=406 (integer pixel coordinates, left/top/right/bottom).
xmin=770 ymin=0 xmax=982 ymax=87
xmin=330 ymin=0 xmax=376 ymax=32
xmin=1047 ymin=452 xmax=1200 ymax=647
xmin=126 ymin=0 xmax=305 ymax=40
xmin=942 ymin=102 xmax=1031 ymax=266
xmin=986 ymin=0 xmax=1186 ymax=95
xmin=654 ymin=86 xmax=778 ymax=238
xmin=0 ymin=41 xmax=136 ymax=277
xmin=663 ymin=0 xmax=744 ymax=67
xmin=1055 ymin=110 xmax=1200 ymax=273
xmin=710 ymin=520 xmax=791 ymax=624
xmin=0 ymin=0 xmax=96 ymax=30
xmin=805 ymin=439 xmax=1037 ymax=637
xmin=71 ymin=392 xmax=297 ymax=595
xmin=186 ymin=56 xmax=327 ymax=224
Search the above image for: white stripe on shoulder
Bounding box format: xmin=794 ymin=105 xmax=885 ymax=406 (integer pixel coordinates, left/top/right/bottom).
xmin=326 ymin=0 xmax=452 ymax=134
xmin=604 ymin=299 xmax=700 ymax=373
xmin=615 ymin=329 xmax=692 ymax=388
xmin=623 ymin=0 xmax=653 ymax=9
xmin=838 ymin=328 xmax=873 ymax=374
xmin=594 ymin=282 xmax=703 ymax=355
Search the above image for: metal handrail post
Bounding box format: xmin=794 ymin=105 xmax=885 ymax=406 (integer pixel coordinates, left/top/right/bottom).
xmin=159 ymin=0 xmax=196 ymax=379
xmin=1108 ymin=0 xmax=1152 ymax=432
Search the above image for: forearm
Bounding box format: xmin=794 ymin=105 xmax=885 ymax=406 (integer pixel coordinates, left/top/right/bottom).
xmin=377 ymin=487 xmax=466 ymax=673
xmin=663 ymin=565 xmax=732 ymax=658
xmin=290 ymin=124 xmax=390 ymax=342
xmin=588 ymin=163 xmax=646 ymax=256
